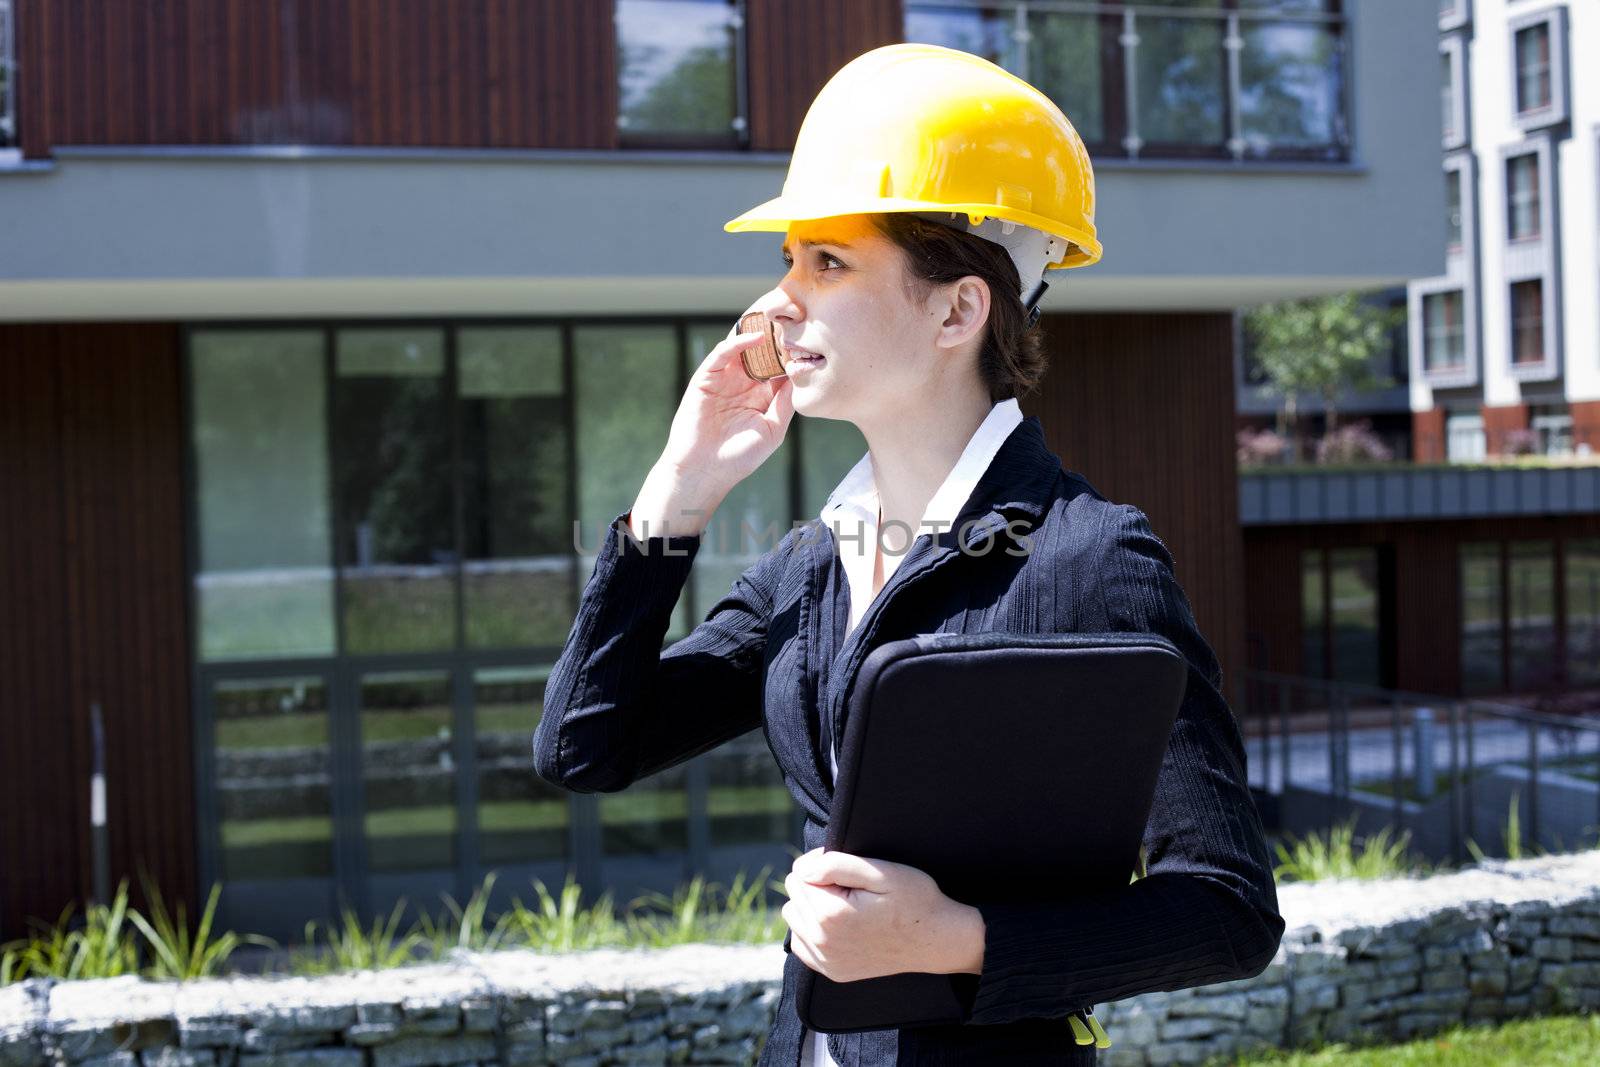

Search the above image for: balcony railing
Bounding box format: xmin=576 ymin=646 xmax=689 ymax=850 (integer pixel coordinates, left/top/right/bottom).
xmin=905 ymin=0 xmax=1350 ymax=163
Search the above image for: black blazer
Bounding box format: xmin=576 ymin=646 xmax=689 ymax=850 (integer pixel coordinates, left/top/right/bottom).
xmin=532 ymin=414 xmax=1285 ymax=1066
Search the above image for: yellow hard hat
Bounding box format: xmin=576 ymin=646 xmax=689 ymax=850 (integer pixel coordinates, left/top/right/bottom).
xmin=724 ymin=42 xmax=1102 ymax=274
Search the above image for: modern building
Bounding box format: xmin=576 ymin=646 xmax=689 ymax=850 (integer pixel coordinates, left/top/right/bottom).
xmin=1412 ymin=0 xmax=1598 ymax=461
xmin=0 ymin=1 xmax=1441 ymax=942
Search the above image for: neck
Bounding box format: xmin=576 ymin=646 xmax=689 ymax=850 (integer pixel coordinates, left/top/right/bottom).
xmin=858 ymin=387 xmax=995 ymax=553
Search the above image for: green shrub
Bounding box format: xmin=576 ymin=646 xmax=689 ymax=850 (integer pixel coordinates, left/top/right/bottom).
xmin=1272 ymin=817 xmax=1432 ymax=882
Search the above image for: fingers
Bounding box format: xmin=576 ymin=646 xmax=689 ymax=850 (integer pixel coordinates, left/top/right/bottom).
xmin=697 ymin=329 xmax=768 ymax=374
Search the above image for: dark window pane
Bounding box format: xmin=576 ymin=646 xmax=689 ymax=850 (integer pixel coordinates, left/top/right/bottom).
xmin=1461 ymin=542 xmax=1503 ymax=695
xmin=1511 ymin=280 xmax=1544 ymax=365
xmin=475 ymin=666 xmax=569 ymax=865
xmin=1446 ymin=169 xmax=1463 ymax=250
xmin=1506 ymin=153 xmax=1540 ymax=240
xmin=458 ymin=327 xmax=574 ymax=650
xmin=1329 ymin=547 xmax=1379 ymax=687
xmin=1028 ymin=13 xmax=1106 ymax=144
xmin=191 ymin=330 xmax=334 ymax=661
xmin=1239 ymin=21 xmax=1342 ymax=154
xmin=617 ymin=0 xmax=737 ymax=138
xmin=1515 ymin=23 xmax=1551 ymax=114
xmin=335 ymin=329 xmax=455 ymax=654
xmin=214 ymin=676 xmax=333 ymax=881
xmin=360 ymin=670 xmax=457 ymax=873
xmin=707 ymin=730 xmax=792 ymax=849
xmin=1423 ymin=290 xmax=1465 ymax=371
xmin=572 ymin=325 xmax=689 ymax=639
xmin=904 ymin=4 xmax=1014 ymax=69
xmin=1440 ymin=51 xmax=1456 ymax=141
xmin=1509 ymin=541 xmax=1555 ymax=692
xmin=1568 ymin=540 xmax=1600 ymax=688
xmin=1301 ymin=549 xmax=1325 ymax=678
xmin=1136 ymin=15 xmax=1226 ymax=147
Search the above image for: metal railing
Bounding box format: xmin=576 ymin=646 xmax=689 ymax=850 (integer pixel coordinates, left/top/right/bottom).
xmin=907 ymin=0 xmax=1350 ymax=163
xmin=1241 ymin=670 xmax=1600 ymax=867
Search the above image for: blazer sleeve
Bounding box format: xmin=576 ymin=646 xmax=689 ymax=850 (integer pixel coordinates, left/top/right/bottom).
xmin=964 ymin=503 xmax=1286 ymax=1024
xmin=530 ymin=507 xmax=797 ymax=794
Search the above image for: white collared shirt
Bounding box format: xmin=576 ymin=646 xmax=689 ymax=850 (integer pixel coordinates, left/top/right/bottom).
xmin=805 ymin=398 xmax=1023 ymax=1067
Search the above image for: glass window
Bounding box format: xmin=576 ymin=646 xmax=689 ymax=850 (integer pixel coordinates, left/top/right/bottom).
xmin=457 ymin=327 xmax=574 ymax=650
xmin=1301 ymin=549 xmax=1325 ymax=678
xmin=1511 ymin=279 xmax=1544 ymax=365
xmin=1137 ymin=13 xmax=1226 ymax=149
xmin=334 ymin=329 xmax=455 ymax=655
xmin=0 ymin=0 xmax=14 ymax=148
xmin=1568 ymin=539 xmax=1600 ymax=688
xmin=1461 ymin=542 xmax=1503 ymax=695
xmin=1515 ymin=22 xmax=1551 ymax=115
xmin=213 ymin=676 xmax=333 ymax=882
xmin=475 ymin=666 xmax=569 ymax=865
xmin=616 ymin=0 xmax=741 ymax=144
xmin=1440 ymin=50 xmax=1456 ymax=142
xmin=360 ymin=670 xmax=457 ymax=873
xmin=572 ymin=325 xmax=689 ymax=638
xmin=904 ymin=3 xmax=1014 ymax=69
xmin=1027 ymin=11 xmax=1108 ymax=145
xmin=1446 ymin=169 xmax=1463 ymax=251
xmin=1423 ymin=290 xmax=1465 ymax=371
xmin=1238 ymin=20 xmax=1342 ymax=156
xmin=1446 ymin=413 xmax=1485 ymax=462
xmin=1530 ymin=409 xmax=1573 ymax=457
xmin=191 ymin=330 xmax=335 ymax=662
xmin=1506 ymin=153 xmax=1540 ymax=241
xmin=1329 ymin=547 xmax=1380 ymax=687
xmin=1509 ymin=541 xmax=1555 ymax=692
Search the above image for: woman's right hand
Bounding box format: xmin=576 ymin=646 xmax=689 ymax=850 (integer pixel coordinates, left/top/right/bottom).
xmin=658 ymin=309 xmax=796 ymax=492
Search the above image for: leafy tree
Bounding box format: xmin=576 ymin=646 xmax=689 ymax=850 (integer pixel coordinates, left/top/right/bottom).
xmin=1244 ymin=292 xmax=1402 ymax=462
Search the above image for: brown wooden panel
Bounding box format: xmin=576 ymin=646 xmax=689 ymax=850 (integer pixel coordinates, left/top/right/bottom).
xmin=0 ymin=323 xmax=193 ymax=939
xmin=15 ymin=0 xmax=616 ymax=158
xmin=746 ymin=0 xmax=903 ymax=151
xmin=1573 ymin=401 xmax=1600 ymax=455
xmin=1027 ymin=313 xmax=1247 ymax=706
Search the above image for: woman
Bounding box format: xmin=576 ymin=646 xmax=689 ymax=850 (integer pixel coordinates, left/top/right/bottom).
xmin=532 ymin=44 xmax=1284 ymax=1067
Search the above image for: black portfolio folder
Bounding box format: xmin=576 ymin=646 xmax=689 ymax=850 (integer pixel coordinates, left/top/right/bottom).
xmin=793 ymin=630 xmax=1188 ymax=1034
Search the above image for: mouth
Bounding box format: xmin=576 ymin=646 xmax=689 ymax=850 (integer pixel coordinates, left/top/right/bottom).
xmin=784 ymin=346 xmax=826 ymax=369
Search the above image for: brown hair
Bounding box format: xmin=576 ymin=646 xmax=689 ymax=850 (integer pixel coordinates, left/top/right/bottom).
xmin=871 ymin=212 xmax=1048 ymax=403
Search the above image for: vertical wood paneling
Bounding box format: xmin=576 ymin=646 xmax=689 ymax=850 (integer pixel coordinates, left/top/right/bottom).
xmin=0 ymin=323 xmax=193 ymax=940
xmin=1029 ymin=313 xmax=1247 ymax=700
xmin=15 ymin=0 xmax=617 ymax=158
xmin=745 ymin=0 xmax=903 ymax=150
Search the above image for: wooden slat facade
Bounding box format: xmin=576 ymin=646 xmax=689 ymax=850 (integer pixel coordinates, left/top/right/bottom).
xmin=0 ymin=324 xmax=193 ymax=939
xmin=1027 ymin=313 xmax=1248 ymax=703
xmin=16 ymin=0 xmax=620 ymax=159
xmin=744 ymin=0 xmax=903 ymax=151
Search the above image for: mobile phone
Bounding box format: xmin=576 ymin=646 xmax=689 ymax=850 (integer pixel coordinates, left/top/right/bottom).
xmin=737 ymin=310 xmax=787 ymax=381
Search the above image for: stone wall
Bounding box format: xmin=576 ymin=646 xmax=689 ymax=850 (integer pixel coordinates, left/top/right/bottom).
xmin=5 ymin=852 xmax=1600 ymax=1067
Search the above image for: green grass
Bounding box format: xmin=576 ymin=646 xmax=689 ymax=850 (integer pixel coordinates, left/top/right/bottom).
xmin=1209 ymin=1012 xmax=1600 ymax=1066
xmin=1271 ymin=817 xmax=1435 ymax=882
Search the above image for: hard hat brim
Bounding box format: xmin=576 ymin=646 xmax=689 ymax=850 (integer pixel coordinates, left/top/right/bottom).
xmin=724 ymin=194 xmax=1102 ymax=269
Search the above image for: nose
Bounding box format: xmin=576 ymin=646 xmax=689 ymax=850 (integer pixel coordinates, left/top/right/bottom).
xmin=759 ymin=282 xmax=804 ymax=337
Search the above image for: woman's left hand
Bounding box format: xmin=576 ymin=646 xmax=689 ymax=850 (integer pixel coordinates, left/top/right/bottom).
xmin=782 ymin=847 xmax=985 ymax=983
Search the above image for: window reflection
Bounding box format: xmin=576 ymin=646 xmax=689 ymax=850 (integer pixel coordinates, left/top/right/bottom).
xmin=335 ymin=329 xmax=455 ymax=654
xmin=617 ymin=0 xmax=739 ymax=142
xmin=214 ymin=676 xmax=333 ymax=881
xmin=1329 ymin=547 xmax=1379 ymax=688
xmin=192 ymin=331 xmax=334 ymax=661
xmin=1137 ymin=15 xmax=1226 ymax=149
xmin=360 ymin=670 xmax=457 ymax=873
xmin=458 ymin=327 xmax=574 ymax=650
xmin=1509 ymin=541 xmax=1555 ymax=692
xmin=1301 ymin=548 xmax=1325 ymax=678
xmin=1239 ymin=21 xmax=1341 ymax=156
xmin=475 ymin=666 xmax=568 ymax=865
xmin=1569 ymin=540 xmax=1600 ymax=689
xmin=1461 ymin=542 xmax=1503 ymax=695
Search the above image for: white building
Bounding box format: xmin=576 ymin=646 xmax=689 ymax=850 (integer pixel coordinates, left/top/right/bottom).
xmin=1410 ymin=0 xmax=1599 ymax=461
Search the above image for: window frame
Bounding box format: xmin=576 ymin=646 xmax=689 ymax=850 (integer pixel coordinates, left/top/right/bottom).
xmin=1504 ymin=148 xmax=1541 ymax=243
xmin=1509 ymin=5 xmax=1568 ymax=133
xmin=0 ymin=0 xmax=14 ymax=152
xmin=1411 ymin=278 xmax=1477 ymax=388
xmin=614 ymin=0 xmax=750 ymax=150
xmin=1438 ymin=0 xmax=1470 ymax=34
xmin=1508 ymin=277 xmax=1545 ymax=368
xmin=1440 ymin=34 xmax=1469 ymax=152
xmin=1497 ymin=136 xmax=1561 ymax=383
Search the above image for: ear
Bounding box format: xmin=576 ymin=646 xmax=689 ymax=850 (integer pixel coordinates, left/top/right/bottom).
xmin=931 ymin=275 xmax=991 ymax=352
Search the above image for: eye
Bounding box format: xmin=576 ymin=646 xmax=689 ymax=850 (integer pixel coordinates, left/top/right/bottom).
xmin=818 ymin=252 xmax=844 ymax=271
